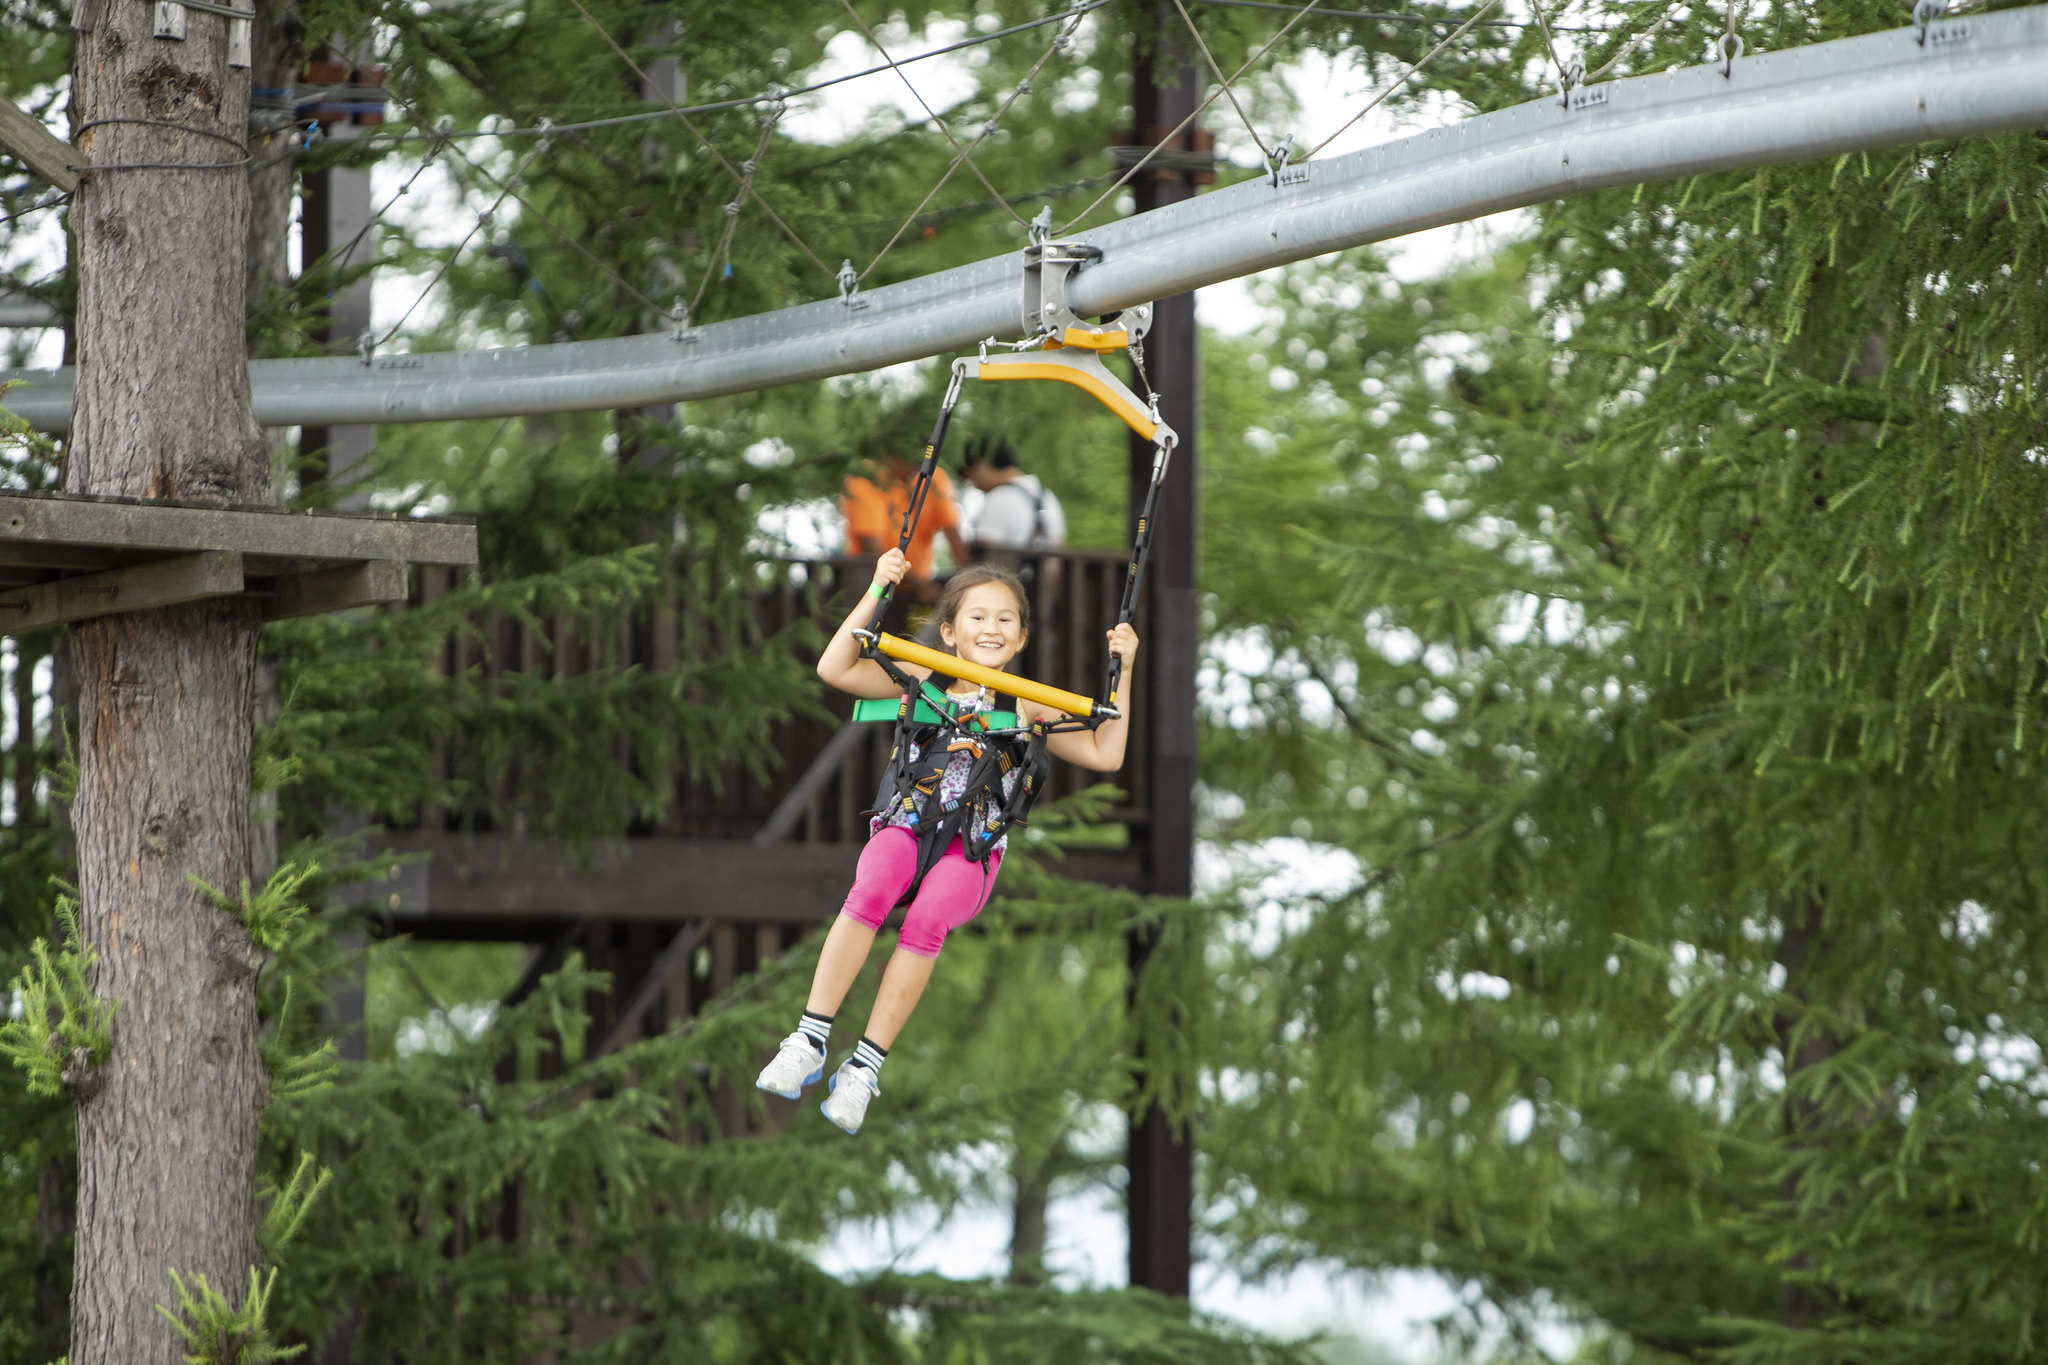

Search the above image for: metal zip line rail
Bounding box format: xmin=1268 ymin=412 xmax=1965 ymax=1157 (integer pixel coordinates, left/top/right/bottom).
xmin=5 ymin=7 xmax=2046 ymax=433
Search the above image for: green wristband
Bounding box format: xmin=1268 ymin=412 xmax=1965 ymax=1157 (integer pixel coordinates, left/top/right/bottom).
xmin=866 ymin=580 xmax=887 ymax=600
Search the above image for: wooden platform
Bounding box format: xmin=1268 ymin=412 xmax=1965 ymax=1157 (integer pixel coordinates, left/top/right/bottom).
xmin=366 ymin=830 xmax=1144 ymax=942
xmin=0 ymin=490 xmax=477 ymax=632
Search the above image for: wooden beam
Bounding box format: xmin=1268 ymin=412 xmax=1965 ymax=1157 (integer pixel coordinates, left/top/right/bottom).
xmin=264 ymin=560 xmax=408 ymax=621
xmin=0 ymin=542 xmax=118 ymax=573
xmin=0 ymin=551 xmax=243 ymax=634
xmin=0 ymin=490 xmax=477 ymax=566
xmin=376 ymin=832 xmax=858 ymax=926
xmin=364 ymin=831 xmax=1143 ymax=942
xmin=0 ymin=96 xmax=78 ymax=194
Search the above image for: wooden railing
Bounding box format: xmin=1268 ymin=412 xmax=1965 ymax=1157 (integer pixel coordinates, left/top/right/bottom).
xmin=410 ymin=547 xmax=1156 ymax=849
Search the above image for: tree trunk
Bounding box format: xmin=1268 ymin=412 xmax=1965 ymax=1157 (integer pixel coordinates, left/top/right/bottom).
xmin=1009 ymin=1142 xmax=1055 ymax=1287
xmin=67 ymin=2 xmax=269 ymax=1359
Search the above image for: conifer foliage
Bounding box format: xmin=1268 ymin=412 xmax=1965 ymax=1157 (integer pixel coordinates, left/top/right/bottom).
xmin=3 ymin=0 xmax=2045 ymax=1360
xmin=1194 ymin=6 xmax=2048 ymax=1358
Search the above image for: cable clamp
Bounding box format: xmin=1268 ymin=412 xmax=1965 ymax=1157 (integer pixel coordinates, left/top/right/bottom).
xmin=669 ymin=296 xmax=698 ymax=344
xmin=1265 ymin=132 xmax=1295 ymax=188
xmin=1557 ymin=57 xmax=1584 ymax=108
xmin=358 ymin=328 xmax=376 ymax=367
xmin=1912 ymin=0 xmax=1946 ymax=45
xmin=1710 ymin=28 xmax=1743 ymax=77
xmin=838 ymin=259 xmax=869 ymax=311
xmin=1020 ymin=238 xmax=1104 ymax=339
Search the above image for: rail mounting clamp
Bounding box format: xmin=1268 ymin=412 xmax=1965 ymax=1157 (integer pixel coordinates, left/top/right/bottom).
xmin=1023 ymin=240 xmax=1149 ymax=351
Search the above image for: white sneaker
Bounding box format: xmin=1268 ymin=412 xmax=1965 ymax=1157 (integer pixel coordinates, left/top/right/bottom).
xmin=820 ymin=1059 xmax=880 ymax=1135
xmin=754 ymin=1032 xmax=825 ymax=1100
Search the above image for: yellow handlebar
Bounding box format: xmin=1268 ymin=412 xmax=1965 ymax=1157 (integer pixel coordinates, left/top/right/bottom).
xmin=875 ymin=632 xmax=1117 ymax=720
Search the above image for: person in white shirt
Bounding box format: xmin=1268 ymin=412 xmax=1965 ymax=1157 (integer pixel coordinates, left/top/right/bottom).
xmin=960 ymin=438 xmax=1067 ymax=549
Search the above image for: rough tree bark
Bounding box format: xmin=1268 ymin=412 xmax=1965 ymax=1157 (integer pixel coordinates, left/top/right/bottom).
xmin=67 ymin=1 xmax=270 ymax=1358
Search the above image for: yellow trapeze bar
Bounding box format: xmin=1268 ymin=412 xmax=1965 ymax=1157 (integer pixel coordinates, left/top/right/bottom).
xmin=876 ymin=632 xmax=1116 ymax=720
xmin=969 ymin=347 xmax=1169 ymax=443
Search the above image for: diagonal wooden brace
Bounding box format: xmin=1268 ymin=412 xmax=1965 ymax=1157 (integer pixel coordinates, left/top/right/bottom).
xmin=0 ymin=551 xmax=243 ymax=634
xmin=0 ymin=96 xmax=79 ymax=194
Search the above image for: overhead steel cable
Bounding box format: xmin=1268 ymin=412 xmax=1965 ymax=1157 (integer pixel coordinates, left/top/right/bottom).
xmin=857 ymin=0 xmax=1092 ymax=285
xmin=437 ymin=131 xmax=670 ymax=318
xmin=0 ymin=191 xmax=69 ymax=229
xmin=1583 ymin=0 xmax=1687 ymax=83
xmin=1190 ymin=0 xmax=1608 ymax=30
xmin=1527 ymin=0 xmax=1569 ymax=87
xmin=690 ymin=103 xmax=784 ymax=319
xmin=376 ymin=86 xmax=681 ymax=322
xmin=363 ymin=0 xmax=1115 ymax=147
xmin=560 ymin=0 xmax=838 ymax=285
xmin=1301 ymin=0 xmax=1502 ymax=158
xmin=833 ymin=0 xmax=1030 ymax=227
xmin=1169 ymin=0 xmax=1275 ymax=159
xmin=1060 ymin=0 xmax=1326 ymax=233
xmin=376 ymin=131 xmax=557 ymax=348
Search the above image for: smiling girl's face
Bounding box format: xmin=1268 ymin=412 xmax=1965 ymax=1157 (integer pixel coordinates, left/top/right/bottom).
xmin=940 ymin=580 xmax=1028 ymax=676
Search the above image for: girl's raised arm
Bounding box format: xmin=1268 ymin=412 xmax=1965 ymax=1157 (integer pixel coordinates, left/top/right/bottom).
xmin=817 ymin=548 xmax=931 ymax=699
xmin=1041 ymin=622 xmax=1138 ymax=772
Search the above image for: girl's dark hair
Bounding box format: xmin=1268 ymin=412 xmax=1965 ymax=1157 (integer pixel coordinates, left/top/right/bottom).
xmin=935 ymin=565 xmax=1031 ymax=649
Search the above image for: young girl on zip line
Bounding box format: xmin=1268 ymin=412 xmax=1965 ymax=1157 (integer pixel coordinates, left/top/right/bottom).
xmin=755 ymin=546 xmax=1139 ymax=1134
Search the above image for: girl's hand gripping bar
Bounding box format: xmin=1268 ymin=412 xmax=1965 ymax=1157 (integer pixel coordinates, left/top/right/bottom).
xmin=861 ymin=362 xmax=969 ymax=647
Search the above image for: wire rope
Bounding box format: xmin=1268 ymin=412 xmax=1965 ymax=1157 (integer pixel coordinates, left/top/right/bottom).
xmin=366 ymin=0 xmax=1115 ymax=147
xmin=437 ymin=133 xmax=670 ymax=317
xmin=1060 ymin=0 xmax=1325 ymax=233
xmin=690 ymin=104 xmax=783 ymax=318
xmin=1526 ymin=0 xmax=1569 ymax=88
xmin=1583 ymin=0 xmax=1687 ymax=82
xmin=857 ymin=0 xmax=1092 ymax=284
xmin=375 ymin=134 xmax=555 ymax=348
xmin=0 ymin=191 xmax=70 ymax=229
xmin=1302 ymin=0 xmax=1501 ymax=159
xmin=1189 ymin=0 xmax=1609 ymax=31
xmin=1169 ymin=0 xmax=1274 ymax=160
xmin=68 ymin=115 xmax=252 ymax=173
xmin=833 ymin=0 xmax=1029 ymax=227
xmin=560 ymin=0 xmax=838 ymax=284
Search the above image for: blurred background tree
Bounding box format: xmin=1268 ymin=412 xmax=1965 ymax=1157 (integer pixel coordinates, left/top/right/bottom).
xmin=3 ymin=0 xmax=2045 ymax=1361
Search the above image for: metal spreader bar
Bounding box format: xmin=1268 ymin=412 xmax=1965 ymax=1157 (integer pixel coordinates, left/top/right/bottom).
xmin=5 ymin=8 xmax=2046 ymax=432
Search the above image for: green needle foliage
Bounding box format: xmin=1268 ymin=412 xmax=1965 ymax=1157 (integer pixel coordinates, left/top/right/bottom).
xmin=159 ymin=1267 xmax=303 ymax=1365
xmin=1191 ymin=7 xmax=2048 ymax=1360
xmin=0 ymin=899 xmax=114 ymax=1101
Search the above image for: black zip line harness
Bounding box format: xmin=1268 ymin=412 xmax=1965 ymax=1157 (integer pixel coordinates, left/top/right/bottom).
xmin=852 ymin=230 xmax=1176 ymax=905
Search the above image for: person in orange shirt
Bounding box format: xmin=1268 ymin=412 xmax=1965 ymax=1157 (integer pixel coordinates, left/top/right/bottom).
xmin=843 ymin=455 xmax=969 ymax=582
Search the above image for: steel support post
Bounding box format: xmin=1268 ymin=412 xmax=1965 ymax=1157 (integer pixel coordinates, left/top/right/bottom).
xmin=300 ymin=116 xmax=376 ymax=501
xmin=1125 ymin=4 xmax=1199 ymax=1301
xmin=621 ymin=42 xmax=682 ymax=470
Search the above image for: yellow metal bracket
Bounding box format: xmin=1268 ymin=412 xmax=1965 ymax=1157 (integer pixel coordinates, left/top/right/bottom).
xmin=967 ymin=346 xmax=1174 ymax=444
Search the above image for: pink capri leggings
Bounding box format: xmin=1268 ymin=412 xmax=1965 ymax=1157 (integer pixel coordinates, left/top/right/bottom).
xmin=840 ymin=825 xmax=1004 ymax=958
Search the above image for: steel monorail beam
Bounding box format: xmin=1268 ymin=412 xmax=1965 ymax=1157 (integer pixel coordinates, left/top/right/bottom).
xmin=4 ymin=8 xmax=2045 ymax=433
